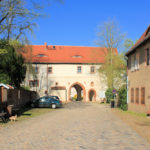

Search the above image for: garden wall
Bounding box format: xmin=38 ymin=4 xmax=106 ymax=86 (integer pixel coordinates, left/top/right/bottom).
xmin=7 ymin=89 xmax=39 ymax=108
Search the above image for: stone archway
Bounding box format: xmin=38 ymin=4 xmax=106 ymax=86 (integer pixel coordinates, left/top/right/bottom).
xmin=68 ymin=82 xmax=86 ymax=101
xmin=88 ymin=89 xmax=96 ymax=101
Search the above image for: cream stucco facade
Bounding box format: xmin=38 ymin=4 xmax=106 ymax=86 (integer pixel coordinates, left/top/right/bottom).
xmin=24 ymin=63 xmax=107 ymax=102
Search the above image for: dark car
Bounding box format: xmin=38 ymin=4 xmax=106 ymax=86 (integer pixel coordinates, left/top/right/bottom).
xmin=49 ymin=96 xmax=59 ymax=100
xmin=31 ymin=96 xmax=62 ymax=109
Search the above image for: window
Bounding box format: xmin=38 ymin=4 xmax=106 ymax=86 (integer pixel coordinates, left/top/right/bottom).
xmin=29 ymin=80 xmax=39 ymax=87
xmin=146 ymin=48 xmax=150 ymax=66
xmin=141 ymin=87 xmax=145 ymax=104
xmin=135 ymin=88 xmax=139 ymax=104
xmin=131 ymin=88 xmax=134 ymax=103
xmin=131 ymin=53 xmax=139 ymax=71
xmin=135 ymin=53 xmax=139 ymax=70
xmin=131 ymin=56 xmax=134 ymax=71
xmin=90 ymin=81 xmax=94 ymax=87
xmin=36 ymin=54 xmax=47 ymax=57
xmin=91 ymin=66 xmax=95 ymax=73
xmin=77 ymin=66 xmax=82 ymax=73
xmin=72 ymin=55 xmax=82 ymax=58
xmin=47 ymin=67 xmax=52 ymax=73
xmin=39 ymin=97 xmax=46 ymax=102
xmin=34 ymin=66 xmax=39 ymax=74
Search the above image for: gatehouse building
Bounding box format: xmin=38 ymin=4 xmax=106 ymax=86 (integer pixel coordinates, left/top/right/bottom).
xmin=23 ymin=43 xmax=109 ymax=102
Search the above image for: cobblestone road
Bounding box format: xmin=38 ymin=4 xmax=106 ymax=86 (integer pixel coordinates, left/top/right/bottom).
xmin=0 ymin=102 xmax=150 ymax=150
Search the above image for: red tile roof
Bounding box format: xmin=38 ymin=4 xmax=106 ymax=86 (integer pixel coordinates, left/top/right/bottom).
xmin=126 ymin=25 xmax=150 ymax=56
xmin=23 ymin=44 xmax=117 ymax=64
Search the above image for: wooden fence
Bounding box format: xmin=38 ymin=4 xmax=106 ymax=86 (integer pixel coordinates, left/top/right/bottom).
xmin=0 ymin=88 xmax=39 ymax=112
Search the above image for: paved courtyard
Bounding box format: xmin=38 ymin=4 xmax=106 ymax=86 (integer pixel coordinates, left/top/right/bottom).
xmin=0 ymin=102 xmax=150 ymax=150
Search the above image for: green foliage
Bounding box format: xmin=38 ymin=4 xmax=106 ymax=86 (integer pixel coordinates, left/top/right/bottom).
xmin=99 ymin=52 xmax=126 ymax=89
xmin=97 ymin=20 xmax=126 ymax=89
xmin=0 ymin=48 xmax=7 ymax=54
xmin=124 ymin=39 xmax=134 ymax=50
xmin=123 ymin=39 xmax=135 ymax=54
xmin=105 ymin=88 xmax=114 ymax=103
xmin=118 ymin=86 xmax=127 ymax=111
xmin=0 ymin=39 xmax=26 ymax=87
xmin=0 ymin=73 xmax=10 ymax=84
xmin=20 ymin=86 xmax=30 ymax=91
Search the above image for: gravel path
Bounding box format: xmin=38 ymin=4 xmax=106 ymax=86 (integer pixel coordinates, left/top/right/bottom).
xmin=0 ymin=102 xmax=150 ymax=150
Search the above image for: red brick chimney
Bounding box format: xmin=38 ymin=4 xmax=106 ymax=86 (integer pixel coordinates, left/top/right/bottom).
xmin=44 ymin=42 xmax=48 ymax=50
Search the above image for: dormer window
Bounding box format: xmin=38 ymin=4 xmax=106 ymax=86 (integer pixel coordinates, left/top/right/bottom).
xmin=49 ymin=46 xmax=56 ymax=50
xmin=72 ymin=55 xmax=82 ymax=58
xmin=36 ymin=54 xmax=47 ymax=57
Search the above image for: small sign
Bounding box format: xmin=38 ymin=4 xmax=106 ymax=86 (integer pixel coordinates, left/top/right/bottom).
xmin=0 ymin=49 xmax=7 ymax=54
xmin=112 ymin=89 xmax=117 ymax=94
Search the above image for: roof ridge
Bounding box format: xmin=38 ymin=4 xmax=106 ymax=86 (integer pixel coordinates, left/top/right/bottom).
xmin=126 ymin=25 xmax=150 ymax=56
xmin=29 ymin=45 xmax=104 ymax=48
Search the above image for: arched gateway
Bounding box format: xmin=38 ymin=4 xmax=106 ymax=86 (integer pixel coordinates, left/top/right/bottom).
xmin=68 ymin=82 xmax=86 ymax=101
xmin=88 ymin=89 xmax=96 ymax=101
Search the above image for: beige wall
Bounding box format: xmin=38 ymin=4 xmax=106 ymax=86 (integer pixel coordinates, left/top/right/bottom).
xmin=127 ymin=40 xmax=150 ymax=113
xmin=25 ymin=64 xmax=107 ymax=102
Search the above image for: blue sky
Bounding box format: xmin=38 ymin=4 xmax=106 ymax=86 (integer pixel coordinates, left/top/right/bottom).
xmin=28 ymin=0 xmax=150 ymax=47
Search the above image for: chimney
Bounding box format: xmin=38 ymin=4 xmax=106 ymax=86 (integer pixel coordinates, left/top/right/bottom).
xmin=44 ymin=42 xmax=48 ymax=50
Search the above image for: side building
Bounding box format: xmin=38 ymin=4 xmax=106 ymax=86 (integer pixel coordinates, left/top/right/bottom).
xmin=126 ymin=25 xmax=150 ymax=114
xmin=23 ymin=43 xmax=110 ymax=102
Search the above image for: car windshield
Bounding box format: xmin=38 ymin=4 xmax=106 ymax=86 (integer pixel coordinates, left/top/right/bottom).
xmin=50 ymin=96 xmax=59 ymax=100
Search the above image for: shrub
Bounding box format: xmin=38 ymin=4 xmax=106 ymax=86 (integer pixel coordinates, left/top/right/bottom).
xmin=105 ymin=88 xmax=114 ymax=103
xmin=20 ymin=86 xmax=30 ymax=91
xmin=71 ymin=94 xmax=77 ymax=101
xmin=118 ymin=86 xmax=127 ymax=111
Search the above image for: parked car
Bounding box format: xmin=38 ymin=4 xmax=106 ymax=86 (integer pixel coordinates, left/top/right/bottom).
xmin=31 ymin=96 xmax=62 ymax=109
xmin=49 ymin=96 xmax=59 ymax=100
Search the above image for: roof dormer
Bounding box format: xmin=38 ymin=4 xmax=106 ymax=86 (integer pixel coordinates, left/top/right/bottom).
xmin=72 ymin=55 xmax=82 ymax=58
xmin=36 ymin=54 xmax=47 ymax=57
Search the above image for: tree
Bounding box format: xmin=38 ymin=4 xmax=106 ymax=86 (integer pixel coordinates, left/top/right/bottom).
xmin=118 ymin=85 xmax=127 ymax=111
xmin=124 ymin=38 xmax=134 ymax=52
xmin=96 ymin=20 xmax=125 ymax=50
xmin=99 ymin=52 xmax=126 ymax=89
xmin=0 ymin=39 xmax=26 ymax=87
xmin=0 ymin=0 xmax=42 ymax=42
xmin=96 ymin=20 xmax=126 ymax=89
xmin=0 ymin=0 xmax=63 ymax=42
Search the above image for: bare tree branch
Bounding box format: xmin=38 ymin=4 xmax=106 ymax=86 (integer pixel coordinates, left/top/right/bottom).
xmin=0 ymin=12 xmax=9 ymax=25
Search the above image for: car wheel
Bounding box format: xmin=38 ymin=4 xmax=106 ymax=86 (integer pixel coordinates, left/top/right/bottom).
xmin=52 ymin=104 xmax=56 ymax=109
xmin=31 ymin=104 xmax=35 ymax=108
